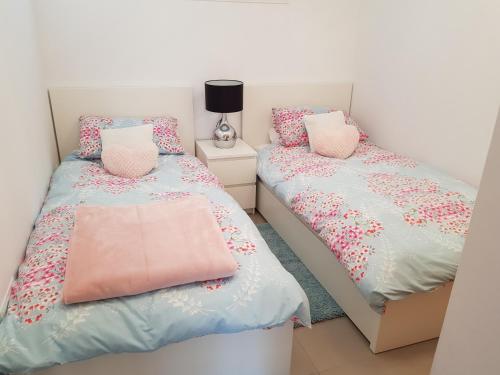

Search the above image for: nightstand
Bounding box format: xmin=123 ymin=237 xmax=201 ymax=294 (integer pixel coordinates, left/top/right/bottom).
xmin=196 ymin=139 xmax=257 ymax=212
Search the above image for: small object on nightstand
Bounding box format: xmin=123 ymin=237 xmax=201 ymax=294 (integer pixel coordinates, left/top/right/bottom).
xmin=205 ymin=79 xmax=243 ymax=149
xmin=196 ymin=138 xmax=257 ymax=213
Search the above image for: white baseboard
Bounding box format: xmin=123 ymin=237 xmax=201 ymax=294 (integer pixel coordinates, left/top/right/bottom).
xmin=0 ymin=276 xmax=14 ymax=318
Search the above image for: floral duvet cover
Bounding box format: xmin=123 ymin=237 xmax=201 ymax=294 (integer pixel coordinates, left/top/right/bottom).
xmin=257 ymin=142 xmax=476 ymax=311
xmin=0 ymin=154 xmax=310 ymax=374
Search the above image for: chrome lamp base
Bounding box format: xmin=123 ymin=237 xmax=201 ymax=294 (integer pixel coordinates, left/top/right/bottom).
xmin=213 ymin=113 xmax=237 ymax=148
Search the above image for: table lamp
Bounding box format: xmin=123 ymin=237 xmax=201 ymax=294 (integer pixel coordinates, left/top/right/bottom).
xmin=205 ymin=79 xmax=243 ymax=148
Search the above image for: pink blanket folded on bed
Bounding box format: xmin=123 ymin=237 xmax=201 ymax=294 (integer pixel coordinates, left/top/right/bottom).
xmin=63 ymin=195 xmax=237 ymax=304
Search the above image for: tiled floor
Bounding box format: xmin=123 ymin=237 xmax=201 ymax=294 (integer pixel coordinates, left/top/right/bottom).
xmin=249 ymin=210 xmax=437 ymax=375
xmin=292 ymin=318 xmax=437 ymax=375
xmin=248 ymin=210 xmax=267 ymax=224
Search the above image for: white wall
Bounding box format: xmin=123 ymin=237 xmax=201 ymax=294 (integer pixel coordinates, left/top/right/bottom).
xmin=33 ymin=0 xmax=360 ymax=140
xmin=351 ymin=0 xmax=500 ymax=186
xmin=431 ymin=107 xmax=500 ymax=374
xmin=0 ymin=0 xmax=58 ymax=310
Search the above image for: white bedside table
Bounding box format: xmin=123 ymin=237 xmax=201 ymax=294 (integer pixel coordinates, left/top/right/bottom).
xmin=196 ymin=139 xmax=257 ymax=213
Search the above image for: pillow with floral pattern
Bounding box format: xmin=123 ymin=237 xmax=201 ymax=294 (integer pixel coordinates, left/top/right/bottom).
xmin=272 ymin=107 xmax=368 ymax=147
xmin=78 ymin=115 xmax=184 ymax=159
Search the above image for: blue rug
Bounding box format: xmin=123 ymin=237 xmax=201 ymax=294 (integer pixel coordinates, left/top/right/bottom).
xmin=257 ymin=223 xmax=345 ymax=325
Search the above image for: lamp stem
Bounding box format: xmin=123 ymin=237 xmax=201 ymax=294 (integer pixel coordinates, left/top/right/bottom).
xmin=218 ymin=113 xmax=228 ymax=127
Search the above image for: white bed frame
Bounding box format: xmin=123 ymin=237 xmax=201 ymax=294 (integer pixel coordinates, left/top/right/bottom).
xmin=242 ymin=83 xmax=453 ymax=353
xmin=35 ymin=320 xmax=292 ymax=375
xmin=28 ymin=86 xmax=294 ymax=375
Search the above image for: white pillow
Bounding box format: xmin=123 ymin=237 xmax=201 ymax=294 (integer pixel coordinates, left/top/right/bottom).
xmin=304 ymin=111 xmax=346 ymax=152
xmin=101 ymin=124 xmax=154 ymax=150
xmin=268 ymin=128 xmax=281 ymax=144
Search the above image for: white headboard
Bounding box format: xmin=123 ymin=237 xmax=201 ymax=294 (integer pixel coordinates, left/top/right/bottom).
xmin=242 ymin=82 xmax=353 ymax=148
xmin=49 ymin=86 xmax=195 ymax=160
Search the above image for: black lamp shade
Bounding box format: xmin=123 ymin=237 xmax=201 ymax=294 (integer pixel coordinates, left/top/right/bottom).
xmin=205 ymin=80 xmax=243 ymax=113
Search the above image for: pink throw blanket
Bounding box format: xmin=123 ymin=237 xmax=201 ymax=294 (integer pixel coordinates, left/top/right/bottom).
xmin=63 ymin=195 xmax=237 ymax=304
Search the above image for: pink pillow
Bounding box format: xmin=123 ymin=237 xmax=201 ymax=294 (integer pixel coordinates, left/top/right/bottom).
xmin=271 ymin=107 xmax=367 ymax=148
xmin=272 ymin=107 xmax=316 ymax=147
xmin=102 ymin=143 xmax=159 ymax=178
xmin=310 ymin=125 xmax=360 ymax=159
xmin=345 ymin=114 xmax=368 ymax=142
xmin=78 ymin=115 xmax=184 ymax=159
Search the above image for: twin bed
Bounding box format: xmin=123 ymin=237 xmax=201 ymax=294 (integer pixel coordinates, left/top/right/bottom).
xmin=0 ymin=84 xmax=475 ymax=374
xmin=242 ymin=83 xmax=475 ymax=353
xmin=0 ymin=87 xmax=309 ymax=375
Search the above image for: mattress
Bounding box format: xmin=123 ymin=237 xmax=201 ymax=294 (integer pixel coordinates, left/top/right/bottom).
xmin=0 ymin=154 xmax=310 ymax=373
xmin=257 ymin=142 xmax=476 ymax=311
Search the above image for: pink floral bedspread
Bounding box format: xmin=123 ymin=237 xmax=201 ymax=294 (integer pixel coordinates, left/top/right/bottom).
xmin=257 ymin=142 xmax=476 ymax=310
xmin=0 ymin=154 xmax=310 ymax=374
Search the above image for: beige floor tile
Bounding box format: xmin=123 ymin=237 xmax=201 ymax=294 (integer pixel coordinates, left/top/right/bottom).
xmin=369 ymin=339 xmax=437 ymax=375
xmin=291 ymin=339 xmax=319 ymax=375
xmin=295 ymin=317 xmax=437 ymax=375
xmin=248 ymin=210 xmax=267 ymax=224
xmin=319 ymin=363 xmax=393 ymax=375
xmin=319 ymin=356 xmax=434 ymax=375
xmin=294 ymin=318 xmax=373 ymax=372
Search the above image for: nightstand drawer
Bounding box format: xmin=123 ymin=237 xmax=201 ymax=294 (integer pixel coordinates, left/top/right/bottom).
xmin=226 ymin=185 xmax=256 ymax=210
xmin=207 ymin=158 xmax=257 ymax=186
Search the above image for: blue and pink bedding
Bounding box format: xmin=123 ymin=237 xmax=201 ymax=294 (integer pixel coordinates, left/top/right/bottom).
xmin=257 ymin=142 xmax=476 ymax=311
xmin=0 ymin=154 xmax=310 ymax=373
